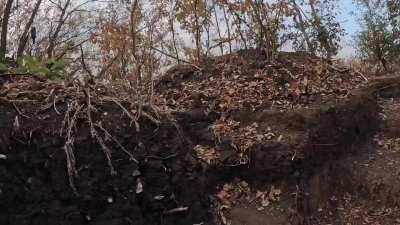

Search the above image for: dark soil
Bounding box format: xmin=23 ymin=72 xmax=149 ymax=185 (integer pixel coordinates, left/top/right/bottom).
xmin=221 ymin=77 xmax=400 ymax=225
xmin=0 ymin=83 xmax=211 ymax=225
xmin=1 ymin=52 xmax=400 ymax=225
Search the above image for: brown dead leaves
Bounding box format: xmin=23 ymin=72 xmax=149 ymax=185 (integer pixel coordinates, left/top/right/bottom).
xmin=159 ymin=52 xmax=367 ymax=114
xmin=212 ymin=119 xmax=277 ymax=155
xmin=216 ymin=180 xmax=282 ymax=211
xmin=217 ymin=180 xmax=250 ymax=210
xmin=158 ymin=51 xmax=367 ymax=164
xmin=194 ymin=145 xmax=220 ymax=165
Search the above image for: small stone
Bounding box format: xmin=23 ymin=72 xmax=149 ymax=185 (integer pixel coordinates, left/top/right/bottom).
xmin=107 ymin=197 xmax=113 ymax=203
xmin=136 ymin=178 xmax=143 ymax=194
xmin=154 ymin=195 xmax=165 ymax=201
xmin=261 ymin=198 xmax=270 ymax=207
xmin=277 ymin=135 xmax=283 ymax=142
xmin=132 ymin=169 xmax=141 ymax=177
xmin=0 ymin=154 xmax=6 ymax=160
xmin=85 ymin=215 xmax=92 ymax=221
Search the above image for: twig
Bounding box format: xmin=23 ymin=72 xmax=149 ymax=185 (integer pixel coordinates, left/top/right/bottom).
xmin=150 ymin=46 xmax=190 ymax=64
xmin=142 ymin=111 xmax=161 ymax=124
xmin=0 ymin=72 xmax=46 ymax=82
xmin=53 ymin=97 xmax=61 ymax=115
xmin=329 ymin=65 xmax=351 ymax=73
xmin=145 ymin=152 xmax=178 ymax=160
xmin=0 ymin=72 xmax=30 ymax=76
xmin=79 ymin=44 xmax=94 ymax=78
xmin=12 ymin=102 xmax=30 ymax=118
xmin=313 ymin=143 xmax=338 ymax=146
xmin=84 ymin=88 xmax=116 ymax=175
xmin=355 ymin=71 xmax=369 ymax=82
xmin=97 ymin=52 xmax=121 ymax=79
xmin=60 ymin=101 xmax=73 ymax=136
xmin=45 ymin=88 xmax=56 ymax=102
xmin=63 ymin=102 xmax=83 ymax=194
xmin=1 ymin=98 xmax=38 ymax=103
xmin=95 ymin=122 xmax=139 ymax=164
xmin=104 ymin=97 xmax=140 ymax=132
xmin=164 ymin=207 xmax=189 ymax=215
xmin=292 ymin=150 xmax=297 ymax=161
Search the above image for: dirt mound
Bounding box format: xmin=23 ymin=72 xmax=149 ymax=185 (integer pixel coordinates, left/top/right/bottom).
xmin=0 ymin=51 xmax=399 ymax=225
xmin=157 ymin=50 xmax=376 ymax=180
xmin=157 ymin=50 xmax=367 ymax=113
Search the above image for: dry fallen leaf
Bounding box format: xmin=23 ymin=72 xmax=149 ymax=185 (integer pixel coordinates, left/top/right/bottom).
xmin=194 ymin=145 xmax=220 ymax=165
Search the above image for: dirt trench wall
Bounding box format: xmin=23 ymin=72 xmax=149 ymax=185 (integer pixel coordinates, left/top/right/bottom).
xmin=306 ymin=88 xmax=380 ymax=161
xmin=175 ymin=86 xmax=381 ymax=185
xmin=0 ymin=76 xmax=398 ymax=225
xmin=0 ymin=97 xmax=211 ymax=225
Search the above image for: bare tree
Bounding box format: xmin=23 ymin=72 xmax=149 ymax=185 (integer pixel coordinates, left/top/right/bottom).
xmin=290 ymin=0 xmax=316 ymax=54
xmin=221 ymin=3 xmax=232 ymax=53
xmin=47 ymin=0 xmax=71 ymax=58
xmin=169 ymin=1 xmax=181 ymax=64
xmin=0 ymin=0 xmax=14 ymax=61
xmin=0 ymin=1 xmax=5 ymax=24
xmin=212 ymin=0 xmax=224 ymax=55
xmin=16 ymin=0 xmax=42 ymax=58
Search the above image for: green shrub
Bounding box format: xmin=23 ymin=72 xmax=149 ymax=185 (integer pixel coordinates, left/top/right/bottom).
xmin=16 ymin=56 xmax=66 ymax=80
xmin=0 ymin=63 xmax=8 ymax=73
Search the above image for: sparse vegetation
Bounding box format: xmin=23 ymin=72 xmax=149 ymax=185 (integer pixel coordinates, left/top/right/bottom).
xmin=356 ymin=0 xmax=400 ymax=71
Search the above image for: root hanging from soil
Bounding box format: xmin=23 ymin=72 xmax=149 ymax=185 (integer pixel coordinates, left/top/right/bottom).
xmin=62 ymin=100 xmax=83 ymax=194
xmin=84 ymin=88 xmax=116 ymax=176
xmin=94 ymin=122 xmax=138 ymax=163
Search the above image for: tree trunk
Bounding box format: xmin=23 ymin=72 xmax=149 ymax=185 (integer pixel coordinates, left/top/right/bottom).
xmin=237 ymin=22 xmax=248 ymax=50
xmin=212 ymin=0 xmax=224 ymax=55
xmin=291 ymin=0 xmax=315 ymax=54
xmin=17 ymin=0 xmax=42 ymax=58
xmin=308 ymin=0 xmax=333 ymax=58
xmin=47 ymin=0 xmax=71 ymax=59
xmin=193 ymin=0 xmax=202 ymax=62
xmin=0 ymin=3 xmax=5 ymax=25
xmin=169 ymin=17 xmax=180 ymax=64
xmin=381 ymin=58 xmax=388 ymax=71
xmin=249 ymin=0 xmax=270 ymax=58
xmin=222 ymin=4 xmax=232 ymax=53
xmin=0 ymin=0 xmax=14 ymax=62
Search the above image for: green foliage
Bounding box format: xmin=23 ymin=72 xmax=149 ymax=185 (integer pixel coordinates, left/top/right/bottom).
xmin=0 ymin=63 xmax=8 ymax=73
xmin=16 ymin=56 xmax=66 ymax=80
xmin=356 ymin=0 xmax=400 ymax=69
xmin=291 ymin=0 xmax=345 ymax=58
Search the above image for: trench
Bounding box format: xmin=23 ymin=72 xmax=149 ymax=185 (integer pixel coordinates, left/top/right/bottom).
xmin=223 ymin=79 xmax=400 ymax=225
xmin=0 ymin=77 xmax=399 ymax=225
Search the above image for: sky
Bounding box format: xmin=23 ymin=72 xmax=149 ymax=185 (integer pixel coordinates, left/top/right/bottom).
xmin=338 ymin=0 xmax=361 ymax=57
